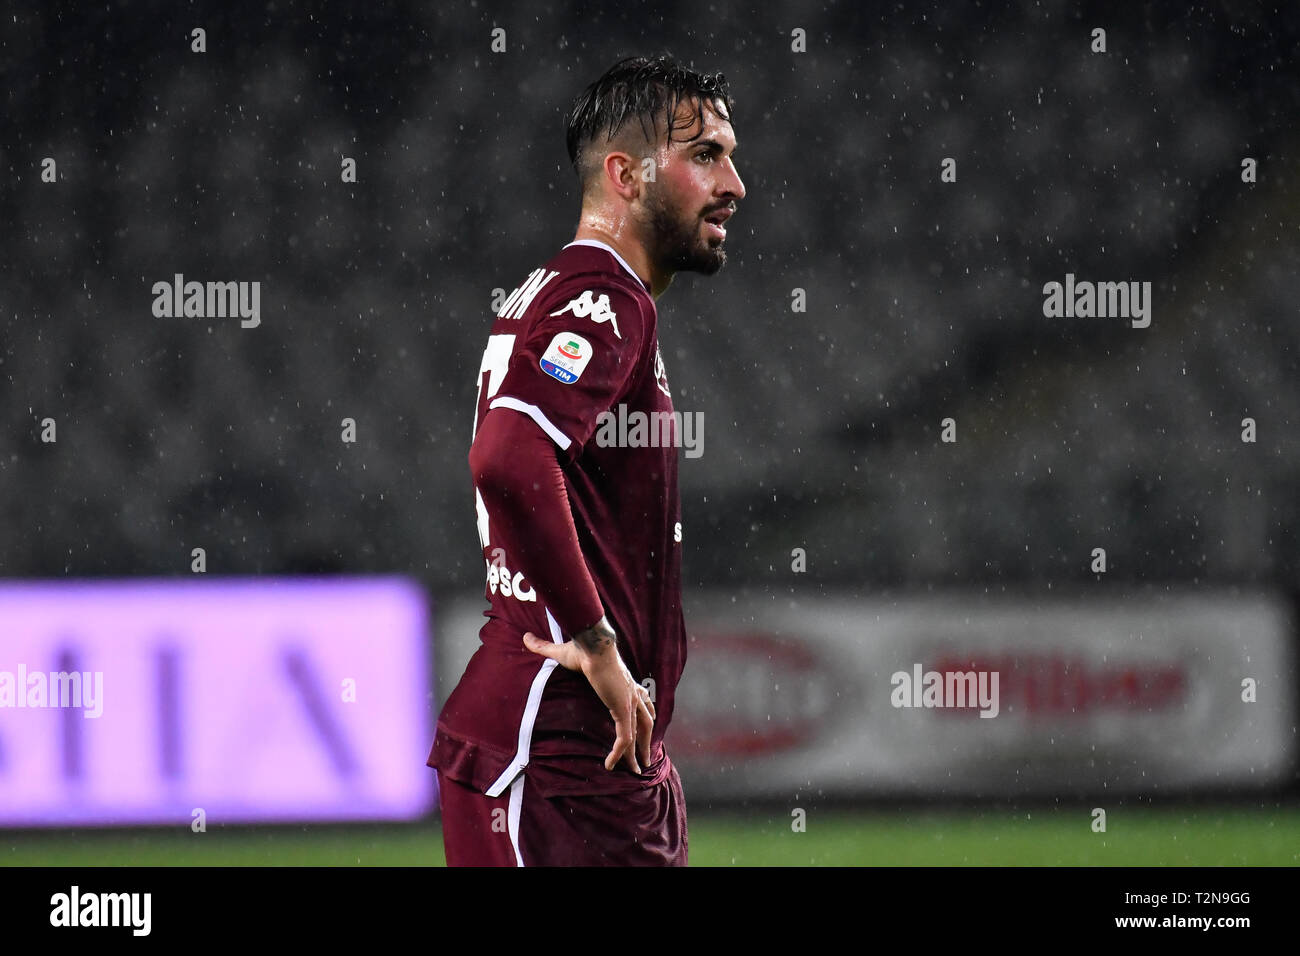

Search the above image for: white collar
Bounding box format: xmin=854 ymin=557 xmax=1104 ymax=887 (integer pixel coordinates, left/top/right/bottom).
xmin=563 ymin=239 xmax=648 ymax=291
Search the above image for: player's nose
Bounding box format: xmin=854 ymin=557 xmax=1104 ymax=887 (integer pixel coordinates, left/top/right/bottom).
xmin=719 ymin=157 xmax=745 ymax=201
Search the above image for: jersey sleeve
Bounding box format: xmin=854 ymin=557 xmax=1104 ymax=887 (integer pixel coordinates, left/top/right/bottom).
xmin=489 ymin=283 xmax=647 ymax=458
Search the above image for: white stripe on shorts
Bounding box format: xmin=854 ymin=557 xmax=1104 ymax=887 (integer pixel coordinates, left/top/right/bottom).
xmin=507 ymin=774 xmax=526 ymax=867
xmin=485 ymin=608 xmax=566 ymax=798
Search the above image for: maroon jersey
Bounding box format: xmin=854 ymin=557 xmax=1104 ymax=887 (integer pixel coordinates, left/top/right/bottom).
xmin=429 ymin=240 xmax=687 ymax=799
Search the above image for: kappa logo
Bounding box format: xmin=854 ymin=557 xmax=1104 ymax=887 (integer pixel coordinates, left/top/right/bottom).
xmin=550 ymin=290 xmax=621 ymax=339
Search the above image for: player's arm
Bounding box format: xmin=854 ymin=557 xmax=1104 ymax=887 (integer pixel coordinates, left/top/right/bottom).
xmin=468 ymin=404 xmax=654 ymax=772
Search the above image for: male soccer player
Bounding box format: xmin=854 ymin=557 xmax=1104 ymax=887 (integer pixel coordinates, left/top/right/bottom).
xmin=427 ymin=54 xmax=745 ymax=866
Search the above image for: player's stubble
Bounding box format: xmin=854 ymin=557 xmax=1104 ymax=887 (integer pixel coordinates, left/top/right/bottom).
xmin=643 ymin=178 xmax=729 ymax=277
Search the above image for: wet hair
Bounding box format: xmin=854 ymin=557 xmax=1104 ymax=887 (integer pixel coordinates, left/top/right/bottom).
xmin=564 ymin=54 xmax=734 ymax=191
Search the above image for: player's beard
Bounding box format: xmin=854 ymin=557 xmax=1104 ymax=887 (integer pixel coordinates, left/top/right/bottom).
xmin=643 ymin=184 xmax=727 ymax=276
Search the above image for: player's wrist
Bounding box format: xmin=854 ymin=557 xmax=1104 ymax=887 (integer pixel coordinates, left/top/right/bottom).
xmin=572 ymin=616 xmax=616 ymax=655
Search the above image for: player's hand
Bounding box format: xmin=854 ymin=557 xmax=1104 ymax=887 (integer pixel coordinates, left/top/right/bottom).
xmin=523 ymin=620 xmax=655 ymax=773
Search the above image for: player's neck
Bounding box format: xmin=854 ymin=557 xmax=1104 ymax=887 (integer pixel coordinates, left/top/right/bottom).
xmin=570 ymin=225 xmax=670 ymax=300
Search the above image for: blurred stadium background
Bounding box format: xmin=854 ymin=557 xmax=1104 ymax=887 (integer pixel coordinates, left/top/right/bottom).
xmin=2 ymin=1 xmax=1298 ymax=865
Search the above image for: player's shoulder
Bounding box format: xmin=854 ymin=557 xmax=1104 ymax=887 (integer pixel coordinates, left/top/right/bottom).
xmin=537 ymin=242 xmax=656 ymax=326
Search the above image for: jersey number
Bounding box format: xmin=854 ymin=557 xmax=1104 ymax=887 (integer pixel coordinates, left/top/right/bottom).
xmin=473 ymin=333 xmax=516 ymax=440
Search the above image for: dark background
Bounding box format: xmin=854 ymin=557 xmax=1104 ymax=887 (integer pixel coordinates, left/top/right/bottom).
xmin=4 ymin=1 xmax=1297 ymax=599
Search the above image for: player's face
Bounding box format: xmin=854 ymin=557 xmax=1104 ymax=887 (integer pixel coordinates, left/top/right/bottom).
xmin=642 ymin=98 xmax=745 ymax=276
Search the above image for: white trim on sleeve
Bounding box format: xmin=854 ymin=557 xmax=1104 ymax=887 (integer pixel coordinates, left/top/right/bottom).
xmin=488 ymin=395 xmax=573 ymax=451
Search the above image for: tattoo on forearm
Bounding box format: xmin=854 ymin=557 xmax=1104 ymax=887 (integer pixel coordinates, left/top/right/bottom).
xmin=574 ymin=619 xmax=616 ymax=653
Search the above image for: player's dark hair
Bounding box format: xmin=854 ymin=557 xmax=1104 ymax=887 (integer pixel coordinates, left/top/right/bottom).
xmin=565 ymin=54 xmax=734 ymax=182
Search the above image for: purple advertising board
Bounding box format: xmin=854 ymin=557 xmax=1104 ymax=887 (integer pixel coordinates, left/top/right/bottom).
xmin=0 ymin=576 xmax=436 ymax=827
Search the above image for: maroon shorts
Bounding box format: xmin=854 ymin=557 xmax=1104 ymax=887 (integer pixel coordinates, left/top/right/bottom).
xmin=438 ymin=765 xmax=688 ymax=867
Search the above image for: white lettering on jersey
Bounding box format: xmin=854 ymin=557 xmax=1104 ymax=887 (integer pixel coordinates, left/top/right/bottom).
xmin=487 ymin=560 xmax=537 ymax=603
xmin=476 ymin=491 xmax=537 ymax=603
xmin=499 ymin=268 xmax=559 ymax=320
xmin=654 ymin=344 xmax=671 ymax=398
xmin=550 ymin=290 xmax=621 ymax=339
xmin=674 ymin=522 xmax=682 ymax=543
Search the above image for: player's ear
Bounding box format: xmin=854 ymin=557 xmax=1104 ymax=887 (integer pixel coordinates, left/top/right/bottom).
xmin=603 ymin=151 xmax=642 ymax=202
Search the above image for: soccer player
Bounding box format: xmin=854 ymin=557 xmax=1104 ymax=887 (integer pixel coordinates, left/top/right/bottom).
xmin=427 ymin=54 xmax=745 ymax=866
